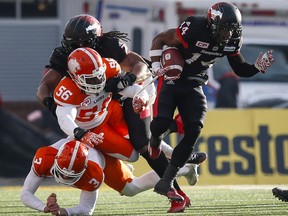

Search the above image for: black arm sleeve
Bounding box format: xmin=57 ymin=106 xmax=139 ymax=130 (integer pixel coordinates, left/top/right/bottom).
xmin=227 ymin=53 xmax=259 ymax=77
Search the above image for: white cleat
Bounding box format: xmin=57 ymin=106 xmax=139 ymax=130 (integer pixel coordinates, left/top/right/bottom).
xmin=184 ymin=164 xmax=199 ymax=186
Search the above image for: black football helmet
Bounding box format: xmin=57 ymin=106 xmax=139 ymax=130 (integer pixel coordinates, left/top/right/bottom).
xmin=207 ymin=2 xmax=242 ymax=45
xmin=61 ymin=14 xmax=103 ymax=52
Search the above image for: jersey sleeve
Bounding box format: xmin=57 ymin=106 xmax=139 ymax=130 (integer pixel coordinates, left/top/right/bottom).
xmin=46 ymin=47 xmax=70 ymax=77
xmin=53 ymin=77 xmax=84 ymax=106
xmin=97 ymin=37 xmax=129 ymax=63
xmin=103 ymin=58 xmax=121 ymax=80
xmin=176 ymin=17 xmax=196 ymax=49
xmin=32 ymin=147 xmax=57 ymax=177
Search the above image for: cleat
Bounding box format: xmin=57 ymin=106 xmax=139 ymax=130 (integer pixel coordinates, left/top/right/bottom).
xmin=272 ymin=187 xmax=288 ymax=202
xmin=167 ymin=200 xmax=186 ymax=213
xmin=184 ymin=164 xmax=199 ymax=186
xmin=154 ymin=180 xmax=184 ymax=201
xmin=186 ymin=152 xmax=207 ymax=164
xmin=177 ymin=190 xmax=191 ymax=207
xmin=148 ymin=144 xmax=161 ymax=159
xmin=167 ymin=191 xmax=190 ymax=213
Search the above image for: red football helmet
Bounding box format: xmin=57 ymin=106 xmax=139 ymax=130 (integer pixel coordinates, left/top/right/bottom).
xmin=67 ymin=47 xmax=107 ymax=94
xmin=53 ymin=140 xmax=89 ymax=185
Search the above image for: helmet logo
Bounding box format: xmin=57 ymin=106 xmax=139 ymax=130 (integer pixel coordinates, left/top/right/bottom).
xmin=211 ymin=9 xmax=223 ymax=21
xmin=86 ymin=23 xmax=98 ymax=34
xmin=68 ymin=58 xmax=81 ymax=74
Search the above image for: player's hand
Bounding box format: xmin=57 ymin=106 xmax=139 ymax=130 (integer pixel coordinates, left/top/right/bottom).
xmin=44 ymin=193 xmax=60 ymax=213
xmin=81 ymin=132 xmax=104 ymax=148
xmin=117 ymin=73 xmax=137 ymax=90
xmin=132 ymin=96 xmax=147 ymax=114
xmin=152 ymin=67 xmax=168 ymax=77
xmin=254 ymin=50 xmax=275 ymax=73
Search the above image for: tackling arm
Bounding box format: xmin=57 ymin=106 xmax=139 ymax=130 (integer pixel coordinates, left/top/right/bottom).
xmin=120 ymin=51 xmax=151 ymax=83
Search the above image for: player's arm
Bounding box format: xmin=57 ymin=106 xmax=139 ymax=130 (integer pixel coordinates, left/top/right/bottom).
xmin=227 ymin=50 xmax=275 ymax=77
xmin=20 ymin=169 xmax=47 ymax=212
xmin=37 ymin=69 xmax=62 ymax=115
xmin=64 ymin=190 xmax=98 ymax=216
xmin=56 ymin=105 xmax=103 ymax=147
xmin=150 ymin=28 xmax=181 ymax=77
xmin=120 ymin=51 xmax=151 ymax=83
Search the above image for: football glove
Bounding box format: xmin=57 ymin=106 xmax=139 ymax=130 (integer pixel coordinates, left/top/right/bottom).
xmin=151 ymin=62 xmax=168 ymax=77
xmin=74 ymin=127 xmax=104 ymax=148
xmin=254 ymin=50 xmax=275 ymax=73
xmin=117 ymin=73 xmax=137 ymax=90
xmin=132 ymin=95 xmax=147 ymax=114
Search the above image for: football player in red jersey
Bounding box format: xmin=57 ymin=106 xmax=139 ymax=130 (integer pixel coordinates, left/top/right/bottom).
xmin=20 ymin=138 xmax=199 ymax=215
xmin=37 ymin=14 xmax=205 ymax=212
xmin=148 ymin=2 xmax=275 ymax=201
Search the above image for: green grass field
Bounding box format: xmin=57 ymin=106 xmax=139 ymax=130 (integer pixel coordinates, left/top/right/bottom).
xmin=0 ymin=185 xmax=287 ymax=216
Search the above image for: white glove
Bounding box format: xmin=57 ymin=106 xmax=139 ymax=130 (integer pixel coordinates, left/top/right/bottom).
xmin=132 ymin=96 xmax=147 ymax=114
xmin=151 ymin=62 xmax=168 ymax=77
xmin=81 ymin=132 xmax=104 ymax=148
xmin=254 ymin=50 xmax=275 ymax=73
xmin=132 ymin=89 xmax=149 ymax=114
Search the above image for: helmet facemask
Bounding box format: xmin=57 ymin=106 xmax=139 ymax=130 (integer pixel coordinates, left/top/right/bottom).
xmin=61 ymin=36 xmax=99 ymax=52
xmin=68 ymin=47 xmax=107 ymax=95
xmin=75 ymin=65 xmax=107 ymax=94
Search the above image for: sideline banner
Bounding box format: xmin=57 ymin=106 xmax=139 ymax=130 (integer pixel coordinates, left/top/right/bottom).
xmin=132 ymin=109 xmax=288 ymax=185
xmin=193 ymin=109 xmax=288 ymax=185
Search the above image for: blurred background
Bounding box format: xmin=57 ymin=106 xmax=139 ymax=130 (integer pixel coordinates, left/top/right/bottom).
xmin=0 ymin=0 xmax=287 ymax=185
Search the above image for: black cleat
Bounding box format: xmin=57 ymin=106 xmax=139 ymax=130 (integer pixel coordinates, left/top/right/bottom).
xmin=272 ymin=187 xmax=288 ymax=202
xmin=186 ymin=152 xmax=207 ymax=164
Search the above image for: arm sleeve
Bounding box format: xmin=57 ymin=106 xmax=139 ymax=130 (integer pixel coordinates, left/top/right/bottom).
xmin=20 ymin=169 xmax=46 ymax=212
xmin=56 ymin=105 xmax=78 ymax=137
xmin=65 ymin=190 xmax=98 ymax=216
xmin=227 ymin=53 xmax=259 ymax=77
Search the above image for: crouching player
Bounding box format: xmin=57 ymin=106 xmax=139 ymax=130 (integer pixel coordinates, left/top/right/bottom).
xmin=20 ymin=138 xmax=199 ymax=215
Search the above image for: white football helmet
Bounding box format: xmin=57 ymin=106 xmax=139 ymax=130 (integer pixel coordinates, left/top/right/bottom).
xmin=67 ymin=47 xmax=106 ymax=94
xmin=52 ymin=140 xmax=89 ymax=186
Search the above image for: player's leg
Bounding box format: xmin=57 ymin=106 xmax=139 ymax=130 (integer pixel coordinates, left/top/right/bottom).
xmin=123 ymin=98 xmax=185 ymax=202
xmin=154 ymin=85 xmax=207 ymax=198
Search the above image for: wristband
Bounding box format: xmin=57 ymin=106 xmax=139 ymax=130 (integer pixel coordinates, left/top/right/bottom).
xmin=149 ymin=49 xmax=163 ymax=57
xmin=73 ymin=127 xmax=89 ymax=140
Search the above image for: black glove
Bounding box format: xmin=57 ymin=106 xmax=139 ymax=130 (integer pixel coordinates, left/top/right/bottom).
xmin=43 ymin=97 xmax=57 ymax=117
xmin=117 ymin=73 xmax=137 ymax=90
xmin=105 ymin=73 xmax=137 ymax=93
xmin=104 ymin=77 xmax=121 ymax=94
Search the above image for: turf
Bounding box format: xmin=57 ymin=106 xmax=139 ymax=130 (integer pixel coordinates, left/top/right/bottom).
xmin=0 ymin=185 xmax=287 ymax=215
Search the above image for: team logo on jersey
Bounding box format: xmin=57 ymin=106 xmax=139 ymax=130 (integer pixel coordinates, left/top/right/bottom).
xmin=223 ymin=46 xmax=236 ymax=52
xmin=196 ymin=41 xmax=209 ymax=49
xmin=212 ymin=46 xmax=219 ymax=51
xmin=81 ymin=98 xmax=91 ymax=106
